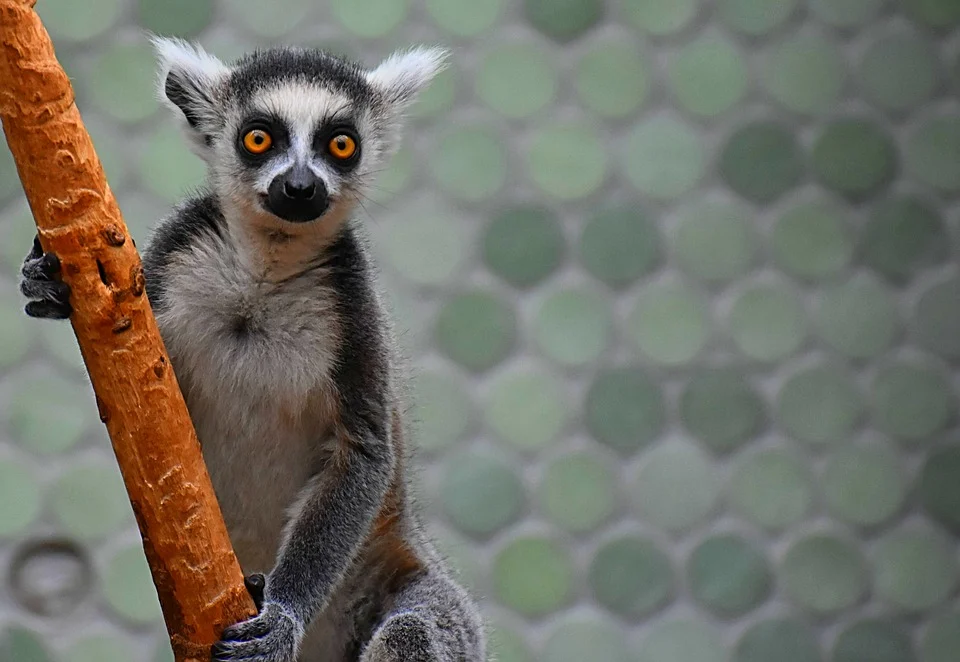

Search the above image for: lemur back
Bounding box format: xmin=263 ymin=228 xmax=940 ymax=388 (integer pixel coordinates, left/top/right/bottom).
xmin=19 ymin=38 xmax=486 ymax=662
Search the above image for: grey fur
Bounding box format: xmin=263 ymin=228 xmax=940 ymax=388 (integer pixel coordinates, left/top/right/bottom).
xmin=19 ymin=39 xmax=484 ymax=662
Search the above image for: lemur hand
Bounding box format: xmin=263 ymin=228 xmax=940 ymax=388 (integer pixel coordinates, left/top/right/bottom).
xmin=20 ymin=235 xmax=72 ymax=319
xmin=211 ymin=588 xmax=302 ymax=662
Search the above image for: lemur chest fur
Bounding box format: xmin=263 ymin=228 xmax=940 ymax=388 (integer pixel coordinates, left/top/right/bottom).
xmin=153 ymin=226 xmax=342 ymax=572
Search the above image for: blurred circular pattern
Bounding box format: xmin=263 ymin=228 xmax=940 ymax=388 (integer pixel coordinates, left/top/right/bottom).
xmin=672 ymin=195 xmax=756 ymax=283
xmin=772 ymin=200 xmax=853 ymax=281
xmin=576 ymin=40 xmax=649 ymax=117
xmin=720 ymin=122 xmax=804 ymax=203
xmin=488 ymin=623 xmax=534 ymax=662
xmin=812 ymin=118 xmax=897 ymax=198
xmin=486 ymin=369 xmax=568 ymax=451
xmin=862 ymin=196 xmax=948 ymax=282
xmin=543 ymin=619 xmax=632 ymax=662
xmin=384 ymin=200 xmax=466 ymax=285
xmin=815 ymin=275 xmax=898 ymax=359
xmin=534 ymin=289 xmax=612 ymax=367
xmin=914 ymin=277 xmax=960 ymax=359
xmin=823 ymin=443 xmax=905 ymax=527
xmin=589 ymin=535 xmax=674 ymax=618
xmin=734 ymin=619 xmax=821 ymax=662
xmin=50 ymin=464 xmax=132 ymax=541
xmin=0 ymin=293 xmax=32 ymax=369
xmin=476 ymin=43 xmax=557 ymax=118
xmin=528 ymin=121 xmax=608 ymax=199
xmin=687 ymin=534 xmax=772 ymax=617
xmin=440 ymin=453 xmax=524 ymax=537
xmin=37 ymin=0 xmax=123 ymax=41
xmin=808 ymin=0 xmax=884 ymax=26
xmin=580 ymin=205 xmax=660 ymax=288
xmin=140 ymin=123 xmax=207 ymax=202
xmin=431 ymin=125 xmax=506 ymax=201
xmin=523 ymin=0 xmax=603 ymax=41
xmin=859 ymin=31 xmax=940 ymax=112
xmin=680 ymin=369 xmax=765 ymax=454
xmin=104 ymin=546 xmax=164 ymax=624
xmin=668 ymin=31 xmax=748 ymax=116
xmin=922 ymin=610 xmax=960 ymax=662
xmin=10 ymin=375 xmax=93 ymax=454
xmin=640 ymin=618 xmax=726 ymax=662
xmin=905 ymin=115 xmax=960 ymax=193
xmin=632 ymin=439 xmax=719 ymax=532
xmin=89 ymin=42 xmax=160 ymax=123
xmin=624 ymin=116 xmax=705 ymax=200
xmin=412 ymin=370 xmax=473 ymax=452
xmin=410 ymin=66 xmax=456 ymax=118
xmin=585 ymin=366 xmax=665 ymax=454
xmin=628 ymin=281 xmax=710 ymax=365
xmin=484 ymin=206 xmax=565 ymax=288
xmin=718 ymin=0 xmax=799 ymax=34
xmin=9 ymin=538 xmax=92 ymax=617
xmin=728 ymin=282 xmax=806 ymax=362
xmin=871 ymin=362 xmax=953 ymax=443
xmin=0 ymin=627 xmax=54 ymax=662
xmin=874 ymin=526 xmax=958 ymax=611
xmin=763 ymin=32 xmax=845 ymax=114
xmin=901 ymin=0 xmax=960 ymax=28
xmin=539 ymin=453 xmax=616 ymax=533
xmin=623 ymin=0 xmax=700 ymax=34
xmin=494 ymin=536 xmax=573 ymax=617
xmin=782 ymin=534 xmax=867 ymax=613
xmin=330 ymin=0 xmax=408 ymax=37
xmin=918 ymin=445 xmax=960 ymax=534
xmin=72 ymin=636 xmax=135 ymax=662
xmin=777 ymin=363 xmax=862 ymax=444
xmin=833 ymin=620 xmax=915 ymax=662
xmin=137 ymin=0 xmax=212 ymax=36
xmin=435 ymin=291 xmax=516 ymax=371
xmin=426 ymin=0 xmax=502 ymax=35
xmin=729 ymin=449 xmax=813 ymax=530
xmin=0 ymin=460 xmax=40 ymax=538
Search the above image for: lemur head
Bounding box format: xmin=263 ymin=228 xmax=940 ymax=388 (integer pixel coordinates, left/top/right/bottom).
xmin=152 ymin=38 xmax=446 ymax=226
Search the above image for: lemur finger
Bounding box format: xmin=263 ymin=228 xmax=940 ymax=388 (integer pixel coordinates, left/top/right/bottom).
xmin=21 ymin=251 xmax=62 ymax=281
xmin=20 ymin=277 xmax=70 ymax=304
xmin=26 ymin=235 xmax=42 ymax=261
xmin=243 ymin=573 xmax=266 ymax=612
xmin=25 ymin=299 xmax=72 ymax=320
xmin=220 ymin=616 xmax=272 ymax=642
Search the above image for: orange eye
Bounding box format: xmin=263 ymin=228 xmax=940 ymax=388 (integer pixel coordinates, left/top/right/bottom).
xmin=243 ymin=129 xmax=272 ymax=154
xmin=328 ymin=134 xmax=357 ymax=160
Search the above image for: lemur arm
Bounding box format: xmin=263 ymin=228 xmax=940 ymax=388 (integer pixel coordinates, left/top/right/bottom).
xmin=262 ymin=233 xmax=395 ymax=628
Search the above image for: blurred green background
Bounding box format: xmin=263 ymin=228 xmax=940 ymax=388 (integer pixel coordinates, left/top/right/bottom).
xmin=2 ymin=0 xmax=960 ymax=660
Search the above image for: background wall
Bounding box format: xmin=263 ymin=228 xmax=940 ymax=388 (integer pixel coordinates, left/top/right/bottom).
xmin=1 ymin=0 xmax=960 ymax=660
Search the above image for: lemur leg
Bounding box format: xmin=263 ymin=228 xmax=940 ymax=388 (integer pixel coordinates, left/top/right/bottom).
xmin=360 ymin=571 xmax=485 ymax=662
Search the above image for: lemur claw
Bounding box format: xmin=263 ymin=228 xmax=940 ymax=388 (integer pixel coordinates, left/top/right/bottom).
xmin=20 ymin=235 xmax=72 ymax=320
xmin=212 ymin=601 xmax=300 ymax=662
xmin=244 ymin=573 xmax=266 ymax=612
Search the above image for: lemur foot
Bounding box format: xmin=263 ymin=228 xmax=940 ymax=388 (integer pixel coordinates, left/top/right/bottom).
xmin=20 ymin=236 xmax=72 ymax=319
xmin=211 ymin=575 xmax=301 ymax=662
xmin=361 ymin=612 xmax=444 ymax=662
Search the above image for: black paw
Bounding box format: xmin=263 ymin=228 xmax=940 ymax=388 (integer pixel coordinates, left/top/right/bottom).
xmin=211 ymin=601 xmax=301 ymax=662
xmin=244 ymin=573 xmax=266 ymax=612
xmin=20 ymin=235 xmax=72 ymax=319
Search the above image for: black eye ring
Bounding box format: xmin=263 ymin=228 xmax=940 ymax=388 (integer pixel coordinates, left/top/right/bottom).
xmin=322 ymin=126 xmax=361 ymax=167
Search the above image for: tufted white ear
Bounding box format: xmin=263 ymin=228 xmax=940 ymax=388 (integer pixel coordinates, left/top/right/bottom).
xmin=366 ymin=46 xmax=449 ymax=107
xmin=151 ymin=36 xmax=231 ymax=159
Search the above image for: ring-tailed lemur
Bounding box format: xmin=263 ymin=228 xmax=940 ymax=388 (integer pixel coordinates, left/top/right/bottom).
xmin=18 ymin=38 xmax=486 ymax=662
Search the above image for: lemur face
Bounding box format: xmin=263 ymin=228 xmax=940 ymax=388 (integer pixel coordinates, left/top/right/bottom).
xmin=153 ymin=38 xmax=446 ymax=225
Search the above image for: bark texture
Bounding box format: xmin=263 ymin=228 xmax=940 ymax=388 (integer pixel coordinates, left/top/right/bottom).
xmin=0 ymin=2 xmax=257 ymax=659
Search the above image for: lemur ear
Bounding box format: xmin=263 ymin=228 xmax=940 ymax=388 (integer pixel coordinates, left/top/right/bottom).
xmin=366 ymin=46 xmax=449 ymax=108
xmin=151 ymin=36 xmax=230 ymax=158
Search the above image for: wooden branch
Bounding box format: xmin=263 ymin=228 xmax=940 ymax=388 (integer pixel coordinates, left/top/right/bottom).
xmin=0 ymin=2 xmax=257 ymax=659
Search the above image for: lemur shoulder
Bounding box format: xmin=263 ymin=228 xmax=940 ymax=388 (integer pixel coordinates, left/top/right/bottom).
xmin=18 ymin=38 xmax=486 ymax=662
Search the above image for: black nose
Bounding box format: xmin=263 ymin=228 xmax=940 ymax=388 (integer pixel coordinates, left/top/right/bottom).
xmin=266 ymin=165 xmax=329 ymax=223
xmin=282 ymin=167 xmax=316 ymax=200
